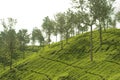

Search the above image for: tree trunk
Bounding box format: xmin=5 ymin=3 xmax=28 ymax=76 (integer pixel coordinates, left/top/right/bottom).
xmin=23 ymin=51 xmax=25 ymax=59
xmin=90 ymin=25 xmax=93 ymax=62
xmin=60 ymin=34 xmax=63 ymax=50
xmin=48 ymin=34 xmax=50 ymax=48
xmin=103 ymin=21 xmax=106 ymax=32
xmin=66 ymin=31 xmax=69 ymax=44
xmin=77 ymin=24 xmax=80 ymax=34
xmin=107 ymin=20 xmax=109 ymax=29
xmin=82 ymin=30 xmax=83 ymax=34
xmin=56 ymin=35 xmax=57 ymax=42
xmin=99 ymin=23 xmax=102 ymax=47
xmin=43 ymin=41 xmax=45 ymax=49
xmin=10 ymin=49 xmax=13 ymax=70
xmin=3 ymin=57 xmax=6 ymax=70
xmin=22 ymin=46 xmax=25 ymax=59
xmin=9 ymin=41 xmax=14 ymax=70
xmin=3 ymin=63 xmax=6 ymax=70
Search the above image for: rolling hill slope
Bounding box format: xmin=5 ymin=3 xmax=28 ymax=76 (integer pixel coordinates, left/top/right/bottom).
xmin=1 ymin=29 xmax=120 ymax=80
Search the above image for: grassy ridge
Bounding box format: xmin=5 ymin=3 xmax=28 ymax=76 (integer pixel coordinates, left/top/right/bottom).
xmin=0 ymin=29 xmax=120 ymax=80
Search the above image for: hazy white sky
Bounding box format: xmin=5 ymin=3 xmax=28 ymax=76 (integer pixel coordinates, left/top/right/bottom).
xmin=0 ymin=0 xmax=71 ymax=32
xmin=0 ymin=0 xmax=120 ymax=33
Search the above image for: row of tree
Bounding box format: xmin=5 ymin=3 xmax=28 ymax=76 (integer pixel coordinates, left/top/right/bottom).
xmin=0 ymin=0 xmax=120 ymax=70
xmin=41 ymin=0 xmax=120 ymax=62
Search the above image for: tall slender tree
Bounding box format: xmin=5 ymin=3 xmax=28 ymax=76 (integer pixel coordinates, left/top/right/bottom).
xmin=53 ymin=21 xmax=58 ymax=42
xmin=31 ymin=27 xmax=44 ymax=47
xmin=1 ymin=18 xmax=17 ymax=69
xmin=42 ymin=16 xmax=54 ymax=47
xmin=64 ymin=9 xmax=74 ymax=43
xmin=89 ymin=0 xmax=115 ymax=47
xmin=72 ymin=0 xmax=95 ymax=61
xmin=55 ymin=12 xmax=66 ymax=49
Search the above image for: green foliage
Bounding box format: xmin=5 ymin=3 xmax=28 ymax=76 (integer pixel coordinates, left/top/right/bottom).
xmin=17 ymin=29 xmax=30 ymax=59
xmin=42 ymin=16 xmax=54 ymax=47
xmin=116 ymin=11 xmax=120 ymax=22
xmin=0 ymin=18 xmax=17 ymax=69
xmin=31 ymin=27 xmax=44 ymax=46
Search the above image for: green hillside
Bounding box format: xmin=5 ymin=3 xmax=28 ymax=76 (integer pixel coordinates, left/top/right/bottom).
xmin=1 ymin=29 xmax=120 ymax=80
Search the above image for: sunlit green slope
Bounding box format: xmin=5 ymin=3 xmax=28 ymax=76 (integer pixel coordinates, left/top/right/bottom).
xmin=1 ymin=29 xmax=120 ymax=80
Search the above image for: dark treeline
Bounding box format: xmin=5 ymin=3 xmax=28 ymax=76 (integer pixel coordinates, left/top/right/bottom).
xmin=0 ymin=0 xmax=120 ymax=70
